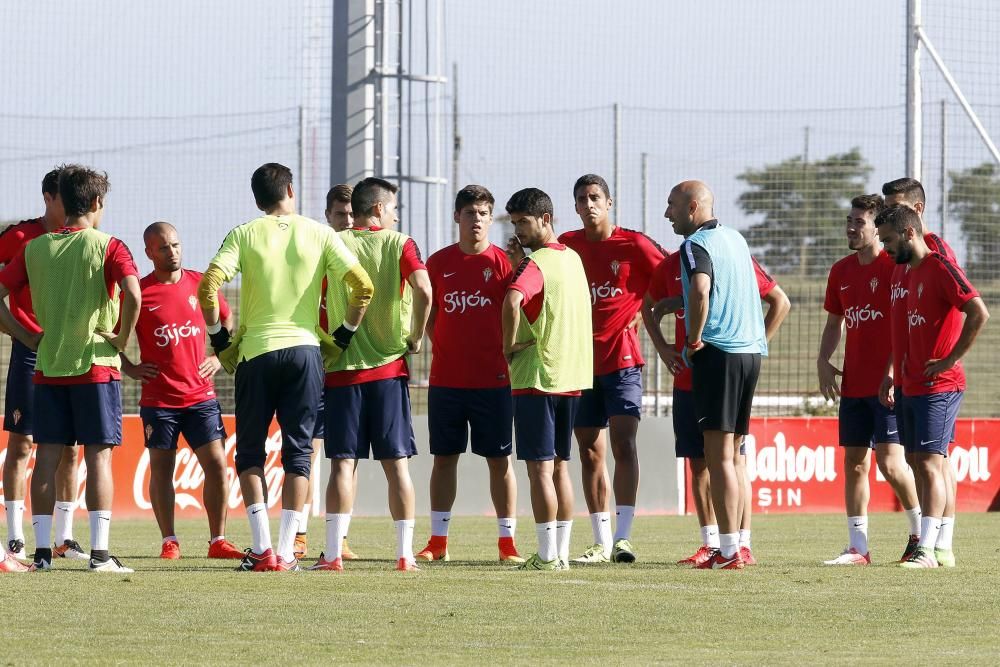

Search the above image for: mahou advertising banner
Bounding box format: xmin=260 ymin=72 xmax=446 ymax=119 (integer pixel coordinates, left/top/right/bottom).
xmin=0 ymin=415 xmax=318 ymax=517
xmin=685 ymin=417 xmax=1000 ymax=514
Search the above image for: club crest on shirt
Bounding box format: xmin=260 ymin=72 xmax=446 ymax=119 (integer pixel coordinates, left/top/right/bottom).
xmin=483 ymin=267 xmax=492 ymax=283
xmin=188 ymin=295 xmax=198 ymax=311
xmin=917 ymin=283 xmax=924 ymax=299
xmin=610 ymin=259 xmax=620 ymax=276
xmin=870 ymin=277 xmax=878 ymax=293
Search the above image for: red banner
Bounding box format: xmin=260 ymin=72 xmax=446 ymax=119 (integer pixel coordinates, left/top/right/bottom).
xmin=684 ymin=417 xmax=1000 ymax=514
xmin=0 ymin=415 xmax=310 ymax=518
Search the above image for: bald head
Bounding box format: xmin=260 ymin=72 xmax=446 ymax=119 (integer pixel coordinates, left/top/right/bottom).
xmin=143 ymin=221 xmax=177 ymax=245
xmin=143 ymin=221 xmax=182 ymax=275
xmin=665 ymin=180 xmax=715 ymax=237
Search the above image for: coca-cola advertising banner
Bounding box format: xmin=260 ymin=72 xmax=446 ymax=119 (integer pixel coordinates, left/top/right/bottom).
xmin=686 ymin=417 xmax=1000 ymax=514
xmin=0 ymin=416 xmax=317 ymax=517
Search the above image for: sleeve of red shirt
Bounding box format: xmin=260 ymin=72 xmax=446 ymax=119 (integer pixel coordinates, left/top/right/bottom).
xmin=823 ymin=262 xmax=842 ymax=315
xmin=508 ymin=257 xmax=544 ymax=302
xmin=934 ymin=257 xmax=979 ymax=309
xmin=399 ymin=238 xmax=426 ymax=281
xmin=647 ymin=256 xmax=672 ymax=301
xmin=0 ymin=249 xmax=29 ymax=293
xmin=0 ymin=226 xmax=23 ymax=266
xmin=104 ymin=239 xmax=140 ymax=295
xmin=752 ymin=256 xmax=777 ymax=298
xmin=635 ymin=233 xmax=668 ymax=280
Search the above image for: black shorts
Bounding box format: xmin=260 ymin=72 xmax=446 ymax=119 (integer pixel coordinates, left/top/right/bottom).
xmin=690 ymin=343 xmax=760 ymax=436
xmin=428 ymin=386 xmax=513 ymax=458
xmin=140 ymin=399 xmax=226 ymax=450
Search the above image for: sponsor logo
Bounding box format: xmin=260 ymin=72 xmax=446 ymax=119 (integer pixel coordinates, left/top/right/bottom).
xmin=843 ymin=304 xmax=884 ymax=329
xmin=147 ymin=305 xmax=162 ymax=312
xmin=891 ymin=283 xmax=908 ymax=303
xmin=950 ymin=445 xmax=991 ymax=482
xmin=744 ymin=432 xmax=838 ymax=483
xmin=907 ymin=309 xmax=926 ymax=328
xmin=590 ymin=281 xmax=624 ymax=304
xmin=443 ymin=290 xmax=492 ymax=314
xmin=153 ymin=320 xmax=203 ymax=347
xmin=443 ymin=272 xmax=457 ymax=278
xmin=840 ymin=285 xmax=850 ymax=291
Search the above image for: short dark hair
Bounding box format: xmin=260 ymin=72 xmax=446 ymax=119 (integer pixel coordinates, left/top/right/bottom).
xmin=881 ymin=178 xmax=925 ymax=205
xmin=850 ymin=193 xmax=884 ymax=217
xmin=505 ymin=188 xmax=554 ymax=219
xmin=58 ymin=164 xmax=110 ymax=217
xmin=454 ymin=184 xmax=494 ymax=213
xmin=351 ymin=177 xmax=398 ymax=217
xmin=573 ymin=174 xmax=611 ymax=199
xmin=875 ymin=203 xmax=923 ymax=235
xmin=251 ymin=163 xmax=294 ymax=210
xmin=42 ymin=166 xmax=64 ymax=196
xmin=325 ymin=184 xmax=353 ymax=211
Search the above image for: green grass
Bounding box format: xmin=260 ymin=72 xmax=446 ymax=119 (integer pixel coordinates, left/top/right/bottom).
xmin=6 ymin=513 xmax=1000 ymax=665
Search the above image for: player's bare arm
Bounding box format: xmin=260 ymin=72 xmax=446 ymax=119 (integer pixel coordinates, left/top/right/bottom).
xmin=0 ymin=284 xmax=39 ymax=350
xmin=878 ymin=358 xmax=895 ymax=408
xmin=406 ymin=268 xmax=432 ymax=354
xmin=651 ymin=295 xmax=684 ymax=322
xmin=762 ymin=284 xmax=791 ymax=342
xmin=816 ymin=312 xmax=845 ymax=401
xmin=643 ymin=292 xmax=682 ymax=375
xmin=501 ymin=289 xmax=534 ymax=363
xmin=120 ymin=352 xmax=158 ymax=383
xmin=98 ymin=273 xmax=141 ymax=352
xmin=924 ymin=296 xmax=990 ymax=378
xmin=684 ymin=272 xmax=711 ymax=355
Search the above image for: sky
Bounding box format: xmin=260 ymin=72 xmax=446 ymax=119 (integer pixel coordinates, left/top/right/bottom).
xmin=1 ymin=0 xmax=997 ymax=270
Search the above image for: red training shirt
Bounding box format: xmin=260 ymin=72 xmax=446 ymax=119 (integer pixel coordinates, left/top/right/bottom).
xmin=0 ymin=218 xmax=46 ymax=333
xmin=426 ymin=243 xmax=512 ymax=389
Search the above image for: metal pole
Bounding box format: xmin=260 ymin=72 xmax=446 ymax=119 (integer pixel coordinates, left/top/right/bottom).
xmin=452 ymin=61 xmax=460 ymax=243
xmin=917 ymin=25 xmax=1000 ymax=166
xmin=940 ymin=98 xmax=947 ymax=240
xmin=433 ymin=0 xmax=444 ymax=253
xmin=906 ymin=0 xmax=922 ymax=180
xmin=298 ymin=105 xmax=305 ymax=204
xmin=613 ymin=103 xmax=621 ymax=226
xmin=641 ymin=152 xmax=660 ymax=416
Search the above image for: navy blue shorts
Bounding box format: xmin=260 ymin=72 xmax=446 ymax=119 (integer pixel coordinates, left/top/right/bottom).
xmin=140 ymin=399 xmax=226 ymax=450
xmin=898 ymin=391 xmax=962 ymax=456
xmin=574 ymin=366 xmax=643 ymax=428
xmin=672 ymin=388 xmax=705 ymax=459
xmin=428 ymin=386 xmax=513 ymax=457
xmin=33 ymin=381 xmax=122 ymax=446
xmin=839 ymin=396 xmax=899 ymax=447
xmin=325 ymin=378 xmax=417 ymax=460
xmin=234 ymin=345 xmax=323 ymax=476
xmin=513 ymin=393 xmax=579 ymax=461
xmin=4 ymin=340 xmax=36 ymax=435
xmin=312 ymin=396 xmax=325 ymax=440
xmin=894 ymin=387 xmax=906 ymax=445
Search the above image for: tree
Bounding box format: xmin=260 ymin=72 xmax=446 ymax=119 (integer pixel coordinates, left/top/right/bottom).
xmin=736 ymin=148 xmax=872 ymax=277
xmin=949 ymin=161 xmax=1000 ymax=282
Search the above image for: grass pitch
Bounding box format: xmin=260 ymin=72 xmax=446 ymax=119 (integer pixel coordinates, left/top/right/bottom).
xmin=6 ymin=513 xmax=1000 ymax=665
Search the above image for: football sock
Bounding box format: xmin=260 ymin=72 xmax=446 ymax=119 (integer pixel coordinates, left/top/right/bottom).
xmin=31 ymin=514 xmax=52 ymax=553
xmin=918 ymin=516 xmax=942 ymax=550
xmin=342 ymin=513 xmax=352 ymax=541
xmin=395 ymin=519 xmax=415 ymax=560
xmin=904 ymin=506 xmax=922 ymax=536
xmin=210 ymin=535 xmax=226 ymax=544
xmin=90 ymin=510 xmax=111 ymax=551
xmin=937 ymin=516 xmax=954 ymax=550
xmin=738 ymin=528 xmax=751 ymax=549
xmin=276 ymin=509 xmax=301 ymax=561
xmin=246 ymin=503 xmax=271 ymax=553
xmin=556 ymin=520 xmax=573 ymax=565
xmin=590 ymin=511 xmax=611 ymax=547
xmin=298 ymin=503 xmax=311 ymax=533
xmin=325 ymin=513 xmax=349 ymax=560
xmin=497 ymin=517 xmax=516 ymax=538
xmin=536 ymin=521 xmax=557 ymax=562
xmin=720 ymin=533 xmax=739 ymax=559
xmin=613 ymin=505 xmax=635 ymax=542
xmin=848 ymin=515 xmax=868 ymax=554
xmin=701 ymin=524 xmax=720 ymax=548
xmin=5 ymin=500 xmax=25 ymax=542
xmin=54 ymin=501 xmax=74 ymax=544
xmin=163 ymin=535 xmax=178 ymax=544
xmin=431 ymin=511 xmax=452 ymax=537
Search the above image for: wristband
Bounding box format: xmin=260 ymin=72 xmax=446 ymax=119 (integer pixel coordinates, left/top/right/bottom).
xmin=207 ymin=321 xmax=222 ymax=335
xmin=333 ymin=324 xmax=355 ymax=350
xmin=686 ymin=339 xmax=704 ymax=351
xmin=341 ymin=320 xmax=358 ymax=333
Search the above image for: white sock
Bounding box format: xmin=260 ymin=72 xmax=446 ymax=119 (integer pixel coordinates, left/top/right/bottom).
xmin=342 ymin=513 xmax=352 ymax=541
xmin=246 ymin=503 xmax=271 ymax=554
xmin=937 ymin=516 xmax=955 ymax=550
xmin=556 ymin=520 xmax=573 ymax=564
xmin=276 ymin=509 xmax=301 ymax=561
xmin=430 ymin=511 xmax=452 ymax=537
xmin=5 ymin=500 xmax=25 ymax=541
xmin=739 ymin=528 xmax=751 ymax=549
xmin=163 ymin=535 xmax=178 ymax=545
xmin=904 ymin=506 xmax=922 ymax=536
xmin=89 ymin=510 xmax=111 ymax=551
xmin=613 ymin=505 xmax=635 ymax=542
xmin=54 ymin=501 xmax=74 ymax=544
xmin=298 ymin=503 xmax=311 ymax=533
xmin=848 ymin=516 xmax=868 ymax=554
xmin=210 ymin=535 xmax=226 ymax=544
xmin=720 ymin=532 xmax=739 ymax=559
xmin=918 ymin=516 xmax=942 ymax=549
xmin=700 ymin=524 xmax=720 ymax=548
xmin=395 ymin=519 xmax=415 ymax=560
xmin=497 ymin=517 xmax=516 ymax=539
xmin=325 ymin=513 xmax=350 ymax=560
xmin=536 ymin=521 xmax=557 ymax=562
xmin=589 ymin=511 xmax=611 ymax=546
xmin=31 ymin=514 xmax=52 ymax=552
